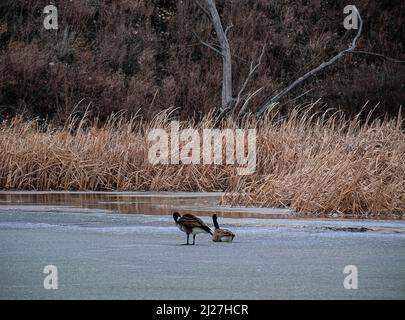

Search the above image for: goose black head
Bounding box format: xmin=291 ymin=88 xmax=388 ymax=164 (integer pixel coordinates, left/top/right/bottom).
xmin=173 ymin=212 xmax=181 ymax=222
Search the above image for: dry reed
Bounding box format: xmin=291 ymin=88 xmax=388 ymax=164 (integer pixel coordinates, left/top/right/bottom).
xmin=0 ymin=107 xmax=404 ymax=218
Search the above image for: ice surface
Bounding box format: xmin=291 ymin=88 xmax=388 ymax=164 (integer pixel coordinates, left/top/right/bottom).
xmin=0 ymin=197 xmax=404 ymax=299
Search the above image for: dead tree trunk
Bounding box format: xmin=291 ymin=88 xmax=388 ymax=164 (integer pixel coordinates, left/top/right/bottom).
xmin=206 ymin=0 xmax=233 ymax=112
xmin=194 ymin=0 xmax=233 ymax=112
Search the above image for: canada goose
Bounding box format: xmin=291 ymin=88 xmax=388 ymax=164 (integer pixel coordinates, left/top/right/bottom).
xmin=212 ymin=214 xmax=235 ymax=242
xmin=173 ymin=212 xmax=213 ymax=245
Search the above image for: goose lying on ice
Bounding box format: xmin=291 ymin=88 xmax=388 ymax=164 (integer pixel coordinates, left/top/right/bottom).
xmin=212 ymin=214 xmax=235 ymax=242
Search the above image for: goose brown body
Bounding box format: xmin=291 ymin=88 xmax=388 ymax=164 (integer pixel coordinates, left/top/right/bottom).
xmin=212 ymin=214 xmax=235 ymax=242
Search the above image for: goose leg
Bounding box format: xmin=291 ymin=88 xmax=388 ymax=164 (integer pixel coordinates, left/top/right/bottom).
xmin=192 ymin=234 xmax=196 ymax=245
xmin=183 ymin=233 xmax=190 ymax=245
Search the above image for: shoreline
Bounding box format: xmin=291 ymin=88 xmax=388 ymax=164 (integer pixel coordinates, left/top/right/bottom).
xmin=0 ymin=190 xmax=403 ymax=221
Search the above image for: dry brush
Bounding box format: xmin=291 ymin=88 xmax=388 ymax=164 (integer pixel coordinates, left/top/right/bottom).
xmin=0 ymin=108 xmax=404 ymax=218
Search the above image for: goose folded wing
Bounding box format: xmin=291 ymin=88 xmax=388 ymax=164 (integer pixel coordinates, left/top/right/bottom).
xmin=217 ymin=229 xmax=235 ymax=237
xmin=179 ymin=214 xmax=207 ymax=228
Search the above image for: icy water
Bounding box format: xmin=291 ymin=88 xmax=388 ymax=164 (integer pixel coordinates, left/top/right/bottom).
xmin=0 ymin=192 xmax=404 ymax=299
xmin=0 ymin=191 xmax=292 ymax=219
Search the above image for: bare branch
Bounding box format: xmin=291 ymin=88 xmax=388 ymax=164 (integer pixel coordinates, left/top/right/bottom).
xmin=192 ymin=32 xmax=223 ymax=56
xmin=238 ymin=87 xmax=264 ymax=116
xmin=225 ymin=24 xmax=234 ymax=36
xmin=257 ymin=6 xmax=363 ymax=116
xmin=193 ymin=0 xmax=211 ymax=19
xmin=349 ymin=50 xmax=405 ymax=64
xmin=290 ymin=88 xmax=314 ymax=102
xmin=234 ymin=45 xmax=266 ymax=111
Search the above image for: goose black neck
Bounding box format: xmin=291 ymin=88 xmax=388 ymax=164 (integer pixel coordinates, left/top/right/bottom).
xmin=213 ymin=214 xmax=220 ymax=229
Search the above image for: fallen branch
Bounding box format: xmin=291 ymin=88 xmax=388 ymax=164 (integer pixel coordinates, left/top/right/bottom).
xmin=349 ymin=50 xmax=405 ymax=64
xmin=257 ymin=6 xmax=363 ymax=117
xmin=238 ymin=87 xmax=264 ymax=117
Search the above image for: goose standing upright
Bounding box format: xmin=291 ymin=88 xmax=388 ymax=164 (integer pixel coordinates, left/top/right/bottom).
xmin=212 ymin=214 xmax=235 ymax=242
xmin=173 ymin=212 xmax=213 ymax=245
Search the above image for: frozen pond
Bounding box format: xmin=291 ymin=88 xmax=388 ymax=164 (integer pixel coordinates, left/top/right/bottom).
xmin=0 ymin=192 xmax=404 ymax=299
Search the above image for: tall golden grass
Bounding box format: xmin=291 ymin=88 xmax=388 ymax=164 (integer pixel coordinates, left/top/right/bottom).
xmin=0 ymin=107 xmax=404 ymax=217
